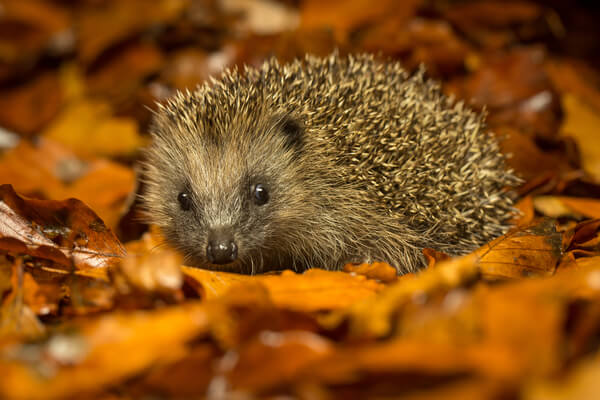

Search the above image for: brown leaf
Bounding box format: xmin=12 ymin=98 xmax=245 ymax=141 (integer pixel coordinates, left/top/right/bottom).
xmin=0 ymin=302 xmax=210 ymax=400
xmin=475 ymin=220 xmax=563 ymax=280
xmin=77 ymin=0 xmax=189 ymax=65
xmin=183 ymin=268 xmax=384 ymax=311
xmin=0 ymin=138 xmax=136 ymax=230
xmin=494 ymin=126 xmax=569 ymax=182
xmin=86 ymin=42 xmax=165 ymax=106
xmin=129 ymin=344 xmax=219 ymax=397
xmin=569 ymin=219 xmax=600 ymax=251
xmin=448 ymin=47 xmax=560 ymax=139
xmin=116 ymin=230 xmax=184 ymax=294
xmin=321 ymin=254 xmax=480 ymax=338
xmin=224 ymin=330 xmax=333 ymax=392
xmin=0 ymin=72 xmax=63 ymax=136
xmin=0 ymin=258 xmax=45 ymax=339
xmin=303 ymin=339 xmax=518 ymax=387
xmin=160 ymin=48 xmax=216 ymax=91
xmin=182 ymin=267 xmax=252 ymax=300
xmin=0 ymin=0 xmax=71 ymax=74
xmin=534 ymin=196 xmax=600 ymax=219
xmin=43 ymin=99 xmax=147 ymax=158
xmin=512 ymin=196 xmax=536 ymax=227
xmin=444 ymin=1 xmax=543 ymax=48
xmin=422 ymin=248 xmax=452 ymax=268
xmin=300 ymin=0 xmax=420 ymax=43
xmin=343 ymin=261 xmax=398 ymax=283
xmin=358 ymin=18 xmax=470 ymax=77
xmin=0 ymin=184 xmax=125 ymax=271
xmin=559 ymin=94 xmax=600 ymax=183
xmin=524 ymin=353 xmax=600 ymax=400
xmin=545 ymin=59 xmax=600 ymax=112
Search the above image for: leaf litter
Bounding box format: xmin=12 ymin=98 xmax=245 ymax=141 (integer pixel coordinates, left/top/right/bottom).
xmin=0 ymin=0 xmax=600 ymax=399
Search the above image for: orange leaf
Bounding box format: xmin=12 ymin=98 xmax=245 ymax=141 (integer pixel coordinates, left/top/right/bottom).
xmin=0 ymin=184 xmax=125 ymax=272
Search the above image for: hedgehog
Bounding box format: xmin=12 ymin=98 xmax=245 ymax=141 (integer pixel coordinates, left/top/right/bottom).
xmin=142 ymin=53 xmax=519 ymax=274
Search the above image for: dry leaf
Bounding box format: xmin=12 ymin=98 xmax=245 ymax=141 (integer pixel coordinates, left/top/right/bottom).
xmin=300 ymin=0 xmax=419 ymax=42
xmin=534 ymin=196 xmax=600 ymax=219
xmin=475 ymin=220 xmax=563 ymax=279
xmin=86 ymin=42 xmax=165 ymax=106
xmin=559 ymin=94 xmax=600 ymax=183
xmin=43 ymin=99 xmax=147 ymax=158
xmin=0 ymin=302 xmax=210 ymax=400
xmin=118 ymin=230 xmax=184 ymax=293
xmin=321 ymin=254 xmax=480 ymax=338
xmin=524 ymin=353 xmax=600 ymax=400
xmin=0 ymin=72 xmax=63 ymax=136
xmin=343 ymin=261 xmax=398 ymax=283
xmin=0 ymin=138 xmax=136 ymax=230
xmin=0 ymin=184 xmax=125 ymax=271
xmin=512 ymin=196 xmax=536 ymax=227
xmin=0 ymin=258 xmax=45 ymax=339
xmin=494 ymin=126 xmax=568 ymax=181
xmin=183 ymin=268 xmax=384 ymax=311
xmin=223 ymin=330 xmax=333 ymax=392
xmin=76 ymin=0 xmax=189 ymax=65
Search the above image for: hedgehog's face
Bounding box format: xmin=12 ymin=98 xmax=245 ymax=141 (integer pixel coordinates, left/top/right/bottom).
xmin=144 ymin=110 xmax=311 ymax=273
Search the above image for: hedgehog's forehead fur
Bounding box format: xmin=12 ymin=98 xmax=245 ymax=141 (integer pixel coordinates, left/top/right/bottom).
xmin=142 ymin=53 xmax=519 ymax=273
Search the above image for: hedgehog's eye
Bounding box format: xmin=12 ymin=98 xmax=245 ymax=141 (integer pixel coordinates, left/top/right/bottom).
xmin=252 ymin=184 xmax=269 ymax=206
xmin=177 ymin=192 xmax=192 ymax=211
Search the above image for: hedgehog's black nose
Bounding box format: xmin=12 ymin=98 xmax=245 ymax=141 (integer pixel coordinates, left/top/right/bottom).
xmin=207 ymin=228 xmax=237 ymax=264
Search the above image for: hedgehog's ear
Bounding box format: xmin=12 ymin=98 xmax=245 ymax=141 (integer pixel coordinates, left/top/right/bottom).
xmin=276 ymin=114 xmax=304 ymax=153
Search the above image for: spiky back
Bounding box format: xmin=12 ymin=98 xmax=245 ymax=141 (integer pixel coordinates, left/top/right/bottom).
xmin=249 ymin=54 xmax=518 ymax=250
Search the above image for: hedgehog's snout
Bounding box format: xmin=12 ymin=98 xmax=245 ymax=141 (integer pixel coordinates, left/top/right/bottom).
xmin=206 ymin=226 xmax=238 ymax=264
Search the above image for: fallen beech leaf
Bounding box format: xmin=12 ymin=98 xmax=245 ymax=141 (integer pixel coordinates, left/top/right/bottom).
xmin=0 ymin=258 xmax=45 ymax=339
xmin=512 ymin=196 xmax=535 ymax=227
xmin=65 ymin=160 xmax=136 ymax=230
xmin=86 ymin=43 xmax=165 ymax=106
xmin=183 ymin=268 xmax=384 ymax=311
xmin=222 ymin=0 xmax=300 ymax=35
xmin=321 ymin=254 xmax=480 ymax=338
xmin=161 ymin=48 xmax=226 ymax=91
xmin=534 ymin=196 xmax=600 ymax=219
xmin=43 ymin=99 xmax=147 ymax=158
xmin=0 ymin=184 xmax=125 ymax=271
xmin=524 ymin=353 xmax=600 ymax=400
xmin=302 ymin=339 xmax=518 ymax=387
xmin=359 ymin=18 xmax=470 ymax=76
xmin=0 ymin=138 xmax=136 ymax=230
xmin=494 ymin=126 xmax=568 ymax=181
xmin=475 ymin=220 xmax=563 ymax=279
xmin=0 ymin=138 xmax=68 ymax=199
xmin=182 ymin=267 xmax=251 ymax=300
xmin=0 ymin=0 xmax=71 ymax=72
xmin=223 ymin=330 xmax=333 ymax=392
xmin=566 ymin=220 xmax=600 ymax=256
xmin=0 ymin=302 xmax=210 ymax=400
xmin=117 ymin=231 xmax=184 ymax=293
xmin=449 ymin=47 xmax=560 ymax=139
xmin=0 ymin=72 xmax=63 ymax=136
xmin=422 ymin=248 xmax=452 ymax=268
xmin=254 ymin=269 xmax=383 ymax=311
xmin=343 ymin=261 xmax=398 ymax=283
xmin=77 ymin=0 xmax=189 ymax=65
xmin=545 ymin=59 xmax=600 ymax=111
xmin=300 ymin=0 xmax=418 ymax=42
xmin=130 ymin=344 xmax=219 ymax=396
xmin=560 ymin=94 xmax=600 ymax=183
xmin=446 ymin=1 xmax=541 ymax=27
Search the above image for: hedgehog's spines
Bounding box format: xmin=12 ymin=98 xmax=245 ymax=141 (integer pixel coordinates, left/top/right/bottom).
xmin=143 ymin=53 xmax=518 ymax=274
